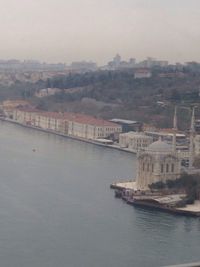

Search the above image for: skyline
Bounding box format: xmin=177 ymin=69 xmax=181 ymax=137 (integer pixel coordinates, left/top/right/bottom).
xmin=0 ymin=0 xmax=199 ymax=64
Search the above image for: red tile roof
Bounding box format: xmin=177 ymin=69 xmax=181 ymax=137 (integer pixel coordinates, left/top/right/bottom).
xmin=63 ymin=113 xmax=120 ymax=127
xmin=16 ymin=108 xmax=120 ymax=127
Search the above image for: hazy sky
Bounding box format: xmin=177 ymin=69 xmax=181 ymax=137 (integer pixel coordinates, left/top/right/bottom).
xmin=0 ymin=0 xmax=199 ymax=64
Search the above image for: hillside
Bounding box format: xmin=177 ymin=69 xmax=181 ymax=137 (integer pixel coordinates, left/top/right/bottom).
xmin=1 ymin=69 xmax=200 ymax=129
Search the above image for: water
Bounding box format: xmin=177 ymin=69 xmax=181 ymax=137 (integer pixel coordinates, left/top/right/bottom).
xmin=0 ymin=121 xmax=199 ymax=267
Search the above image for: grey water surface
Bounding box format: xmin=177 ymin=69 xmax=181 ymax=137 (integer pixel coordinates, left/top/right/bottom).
xmin=0 ymin=121 xmax=199 ymax=267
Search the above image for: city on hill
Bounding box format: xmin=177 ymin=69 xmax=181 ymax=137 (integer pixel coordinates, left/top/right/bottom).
xmin=1 ymin=55 xmax=200 ymax=216
xmin=0 ymin=55 xmax=200 ymax=130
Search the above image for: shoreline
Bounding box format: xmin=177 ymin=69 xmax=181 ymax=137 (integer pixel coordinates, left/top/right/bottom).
xmin=2 ymin=117 xmax=200 ymax=218
xmin=126 ymin=198 xmax=200 ymax=217
xmin=0 ymin=118 xmax=136 ymax=154
xmin=110 ymin=182 xmax=200 ymax=217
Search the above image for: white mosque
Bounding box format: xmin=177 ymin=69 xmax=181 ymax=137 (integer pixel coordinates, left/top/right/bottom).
xmin=135 ymin=107 xmax=195 ymax=191
xmin=136 ymin=138 xmax=181 ymax=190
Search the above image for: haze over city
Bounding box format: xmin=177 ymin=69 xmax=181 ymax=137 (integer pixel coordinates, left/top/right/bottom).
xmin=0 ymin=0 xmax=199 ymax=64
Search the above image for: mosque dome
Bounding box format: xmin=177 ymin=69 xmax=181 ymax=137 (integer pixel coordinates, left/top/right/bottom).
xmin=147 ymin=140 xmax=172 ymax=153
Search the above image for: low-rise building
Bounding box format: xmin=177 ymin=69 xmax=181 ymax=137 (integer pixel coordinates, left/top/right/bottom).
xmin=145 ymin=130 xmax=186 ymax=144
xmin=119 ymin=132 xmax=153 ymax=152
xmin=35 ymin=88 xmax=62 ymax=98
xmin=2 ymin=100 xmax=31 ymax=118
xmin=13 ymin=108 xmax=122 ymax=140
xmin=65 ymin=113 xmax=122 ymax=139
xmin=134 ymin=68 xmax=152 ymax=79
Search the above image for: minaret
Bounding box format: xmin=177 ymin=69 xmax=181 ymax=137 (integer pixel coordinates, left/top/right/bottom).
xmin=189 ymin=107 xmax=195 ymax=169
xmin=172 ymin=133 xmax=176 ymax=153
xmin=173 ymin=106 xmax=177 ymax=153
xmin=173 ymin=106 xmax=178 ymax=131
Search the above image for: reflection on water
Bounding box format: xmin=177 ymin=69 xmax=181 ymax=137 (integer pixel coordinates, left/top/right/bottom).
xmin=0 ymin=121 xmax=199 ymax=267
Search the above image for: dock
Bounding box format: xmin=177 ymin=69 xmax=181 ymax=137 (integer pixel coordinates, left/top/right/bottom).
xmin=110 ymin=181 xmax=137 ymax=190
xmin=110 ymin=181 xmax=200 ymax=217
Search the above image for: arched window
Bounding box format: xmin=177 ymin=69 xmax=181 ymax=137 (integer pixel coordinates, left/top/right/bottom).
xmin=166 ymin=164 xmax=169 ymax=173
xmin=171 ymin=164 xmax=174 ymax=172
xmin=161 ymin=164 xmax=164 ymax=173
xmin=152 ymin=164 xmax=154 ymax=172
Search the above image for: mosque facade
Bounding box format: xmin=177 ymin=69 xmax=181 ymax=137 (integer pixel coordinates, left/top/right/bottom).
xmin=136 ymin=139 xmax=181 ymax=190
xmin=135 ymin=106 xmax=195 ymax=191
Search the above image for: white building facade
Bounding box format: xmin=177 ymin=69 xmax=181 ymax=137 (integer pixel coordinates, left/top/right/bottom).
xmin=119 ymin=132 xmax=153 ymax=152
xmin=136 ymin=140 xmax=181 ymax=190
xmin=13 ymin=109 xmax=122 ymax=140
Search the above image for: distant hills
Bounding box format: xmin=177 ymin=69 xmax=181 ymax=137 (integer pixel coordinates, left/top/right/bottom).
xmin=1 ymin=68 xmax=200 ymax=130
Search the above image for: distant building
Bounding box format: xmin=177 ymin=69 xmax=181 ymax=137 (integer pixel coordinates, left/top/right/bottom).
xmin=107 ymin=55 xmax=136 ymax=70
xmin=134 ymin=68 xmax=152 ymax=79
xmin=13 ymin=109 xmax=122 ymax=140
xmin=119 ymin=132 xmax=153 ymax=152
xmin=0 ymin=59 xmax=66 ymax=71
xmin=69 ymin=61 xmax=97 ymax=72
xmin=145 ymin=130 xmax=186 ymax=144
xmin=113 ymin=54 xmax=121 ymax=67
xmin=2 ymin=100 xmax=31 ymax=118
xmin=158 ymin=72 xmax=185 ymax=78
xmin=129 ymin=58 xmax=136 ymax=67
xmin=110 ymin=119 xmax=142 ymax=132
xmin=35 ymin=88 xmax=62 ymax=98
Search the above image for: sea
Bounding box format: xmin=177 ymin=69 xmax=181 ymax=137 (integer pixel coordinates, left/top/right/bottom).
xmin=0 ymin=121 xmax=199 ymax=267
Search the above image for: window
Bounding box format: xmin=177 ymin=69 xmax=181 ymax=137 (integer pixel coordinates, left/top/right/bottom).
xmin=147 ymin=164 xmax=149 ymax=172
xmin=152 ymin=164 xmax=154 ymax=172
xmin=143 ymin=163 xmax=145 ymax=171
xmin=166 ymin=164 xmax=169 ymax=173
xmin=171 ymin=164 xmax=174 ymax=172
xmin=161 ymin=164 xmax=164 ymax=173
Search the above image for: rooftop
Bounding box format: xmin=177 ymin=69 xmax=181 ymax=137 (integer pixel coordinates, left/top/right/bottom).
xmin=110 ymin=118 xmax=139 ymax=124
xmin=16 ymin=108 xmax=120 ymax=127
xmin=147 ymin=140 xmax=172 ymax=152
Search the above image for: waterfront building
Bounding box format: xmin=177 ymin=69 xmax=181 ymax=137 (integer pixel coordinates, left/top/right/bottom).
xmin=66 ymin=114 xmax=121 ymax=139
xmin=13 ymin=108 xmax=122 ymax=140
xmin=136 ymin=107 xmax=182 ymax=190
xmin=136 ymin=138 xmax=181 ymax=190
xmin=119 ymin=132 xmax=153 ymax=152
xmin=2 ymin=100 xmax=32 ymax=118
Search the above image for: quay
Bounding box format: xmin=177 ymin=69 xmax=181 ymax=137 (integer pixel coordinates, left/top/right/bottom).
xmin=110 ymin=181 xmax=200 ymax=217
xmin=110 ymin=181 xmax=137 ymax=190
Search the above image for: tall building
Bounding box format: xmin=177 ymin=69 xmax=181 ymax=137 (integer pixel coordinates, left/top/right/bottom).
xmin=113 ymin=54 xmax=121 ymax=67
